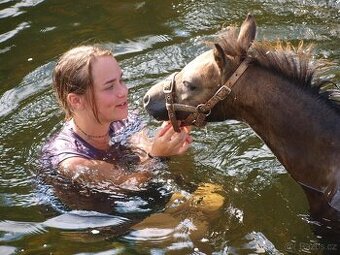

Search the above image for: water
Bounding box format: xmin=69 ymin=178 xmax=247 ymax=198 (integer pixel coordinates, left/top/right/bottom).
xmin=0 ymin=0 xmax=339 ymax=254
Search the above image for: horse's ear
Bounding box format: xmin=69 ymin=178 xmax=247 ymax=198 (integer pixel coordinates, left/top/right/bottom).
xmin=213 ymin=43 xmax=226 ymax=71
xmin=237 ymin=13 xmax=256 ymax=51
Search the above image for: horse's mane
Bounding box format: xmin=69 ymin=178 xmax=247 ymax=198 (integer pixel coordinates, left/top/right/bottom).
xmin=215 ymin=27 xmax=340 ymax=112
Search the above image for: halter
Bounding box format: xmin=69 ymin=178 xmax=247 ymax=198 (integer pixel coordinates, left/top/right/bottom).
xmin=163 ymin=59 xmax=250 ymax=132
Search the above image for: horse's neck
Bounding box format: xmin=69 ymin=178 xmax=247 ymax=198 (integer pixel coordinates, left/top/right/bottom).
xmin=234 ymin=66 xmax=340 ymax=191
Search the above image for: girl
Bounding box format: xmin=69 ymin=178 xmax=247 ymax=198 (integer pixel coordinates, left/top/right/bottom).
xmin=42 ymin=45 xmax=192 ymax=189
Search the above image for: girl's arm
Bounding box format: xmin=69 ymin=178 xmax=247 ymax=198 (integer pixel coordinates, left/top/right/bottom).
xmin=59 ymin=157 xmax=151 ymax=188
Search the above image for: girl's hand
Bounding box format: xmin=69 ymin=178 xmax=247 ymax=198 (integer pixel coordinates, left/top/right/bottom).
xmin=149 ymin=122 xmax=192 ymax=157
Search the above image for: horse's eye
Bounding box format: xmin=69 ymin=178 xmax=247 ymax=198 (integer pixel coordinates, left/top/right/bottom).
xmin=183 ymin=81 xmax=197 ymax=91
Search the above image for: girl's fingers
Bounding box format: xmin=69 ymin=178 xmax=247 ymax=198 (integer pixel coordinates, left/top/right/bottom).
xmin=169 ymin=131 xmax=186 ymax=145
xmin=177 ymin=141 xmax=191 ymax=155
xmin=161 ymin=121 xmax=170 ymax=128
xmin=159 ymin=122 xmax=188 ymax=138
xmin=185 ymin=135 xmax=193 ymax=144
xmin=151 ymin=122 xmax=192 ymax=157
xmin=182 ymin=126 xmax=191 ymax=133
xmin=157 ymin=122 xmax=172 ymax=137
xmin=169 ymin=133 xmax=192 ymax=154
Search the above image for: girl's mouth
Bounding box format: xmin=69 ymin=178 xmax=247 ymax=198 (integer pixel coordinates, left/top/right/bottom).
xmin=116 ymin=101 xmax=128 ymax=108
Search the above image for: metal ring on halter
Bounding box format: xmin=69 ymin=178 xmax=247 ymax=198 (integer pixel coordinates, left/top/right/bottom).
xmin=196 ymin=104 xmax=212 ymax=116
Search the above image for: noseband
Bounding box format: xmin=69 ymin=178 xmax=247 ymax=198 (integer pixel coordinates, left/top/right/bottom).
xmin=163 ymin=59 xmax=250 ymax=132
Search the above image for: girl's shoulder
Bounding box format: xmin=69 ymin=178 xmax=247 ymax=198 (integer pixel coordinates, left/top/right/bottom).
xmin=41 ymin=121 xmax=92 ymax=168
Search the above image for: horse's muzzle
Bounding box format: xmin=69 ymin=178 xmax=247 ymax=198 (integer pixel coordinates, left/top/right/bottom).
xmin=143 ymin=90 xmax=169 ymax=121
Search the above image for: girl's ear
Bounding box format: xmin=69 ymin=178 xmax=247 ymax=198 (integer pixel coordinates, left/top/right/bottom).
xmin=67 ymin=93 xmax=85 ymax=111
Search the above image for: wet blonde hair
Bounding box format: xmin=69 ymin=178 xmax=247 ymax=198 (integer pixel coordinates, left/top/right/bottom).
xmin=53 ymin=45 xmax=113 ymax=122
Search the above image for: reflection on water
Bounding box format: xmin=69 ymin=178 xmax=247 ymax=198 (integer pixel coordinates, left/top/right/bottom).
xmin=0 ymin=61 xmax=53 ymax=118
xmin=0 ymin=0 xmax=339 ymax=254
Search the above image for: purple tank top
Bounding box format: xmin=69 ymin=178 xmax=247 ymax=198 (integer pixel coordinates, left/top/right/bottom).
xmin=42 ymin=115 xmax=144 ymax=169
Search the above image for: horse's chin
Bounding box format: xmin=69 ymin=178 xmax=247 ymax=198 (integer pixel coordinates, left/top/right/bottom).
xmin=144 ymin=103 xmax=168 ymax=121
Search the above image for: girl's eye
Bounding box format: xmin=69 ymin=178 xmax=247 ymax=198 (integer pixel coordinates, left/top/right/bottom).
xmin=105 ymin=84 xmax=114 ymax=90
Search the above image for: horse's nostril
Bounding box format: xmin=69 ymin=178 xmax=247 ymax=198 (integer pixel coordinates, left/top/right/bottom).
xmin=143 ymin=94 xmax=150 ymax=107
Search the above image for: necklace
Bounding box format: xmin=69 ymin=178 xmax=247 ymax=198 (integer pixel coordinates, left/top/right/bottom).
xmin=73 ymin=120 xmax=109 ymax=139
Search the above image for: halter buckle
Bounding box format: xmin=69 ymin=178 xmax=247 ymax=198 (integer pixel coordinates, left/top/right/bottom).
xmin=163 ymin=72 xmax=178 ymax=94
xmin=215 ymin=85 xmax=232 ymax=101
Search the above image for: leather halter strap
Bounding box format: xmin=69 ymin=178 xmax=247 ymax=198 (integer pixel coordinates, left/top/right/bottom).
xmin=163 ymin=72 xmax=181 ymax=132
xmin=163 ymin=59 xmax=250 ymax=131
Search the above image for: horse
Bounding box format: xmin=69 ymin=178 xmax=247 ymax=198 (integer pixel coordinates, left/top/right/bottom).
xmin=143 ymin=14 xmax=340 ymax=239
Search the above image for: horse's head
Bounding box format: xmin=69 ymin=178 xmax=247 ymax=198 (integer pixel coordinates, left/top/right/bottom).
xmin=143 ymin=14 xmax=256 ymax=130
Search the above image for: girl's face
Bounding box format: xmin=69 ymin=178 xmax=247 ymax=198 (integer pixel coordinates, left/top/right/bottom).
xmin=90 ymin=55 xmax=128 ymax=123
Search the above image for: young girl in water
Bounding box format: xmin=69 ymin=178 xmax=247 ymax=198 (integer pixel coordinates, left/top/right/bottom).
xmin=42 ymin=45 xmax=192 ymax=188
xmin=42 ymin=45 xmax=224 ymax=247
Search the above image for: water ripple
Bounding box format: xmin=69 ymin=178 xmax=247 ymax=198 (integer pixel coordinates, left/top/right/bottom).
xmin=105 ymin=34 xmax=172 ymax=57
xmin=0 ymin=220 xmax=45 ymax=235
xmin=0 ymin=193 xmax=37 ymax=207
xmin=0 ymin=22 xmax=30 ymax=43
xmin=0 ymin=246 xmax=17 ymax=255
xmin=42 ymin=210 xmax=129 ymax=230
xmin=0 ymin=0 xmax=46 ymax=19
xmin=0 ymin=210 xmax=130 ymax=243
xmin=74 ymin=248 xmax=125 ymax=255
xmin=0 ymin=61 xmax=53 ymax=118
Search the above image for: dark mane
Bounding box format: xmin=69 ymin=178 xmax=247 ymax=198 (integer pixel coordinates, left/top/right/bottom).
xmin=214 ymin=27 xmax=340 ymax=112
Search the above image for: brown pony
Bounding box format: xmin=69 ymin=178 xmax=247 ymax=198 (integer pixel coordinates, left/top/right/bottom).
xmin=144 ymin=14 xmax=340 ymax=236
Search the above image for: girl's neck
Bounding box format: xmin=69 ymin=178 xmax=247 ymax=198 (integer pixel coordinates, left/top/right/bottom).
xmin=71 ymin=118 xmax=111 ymax=150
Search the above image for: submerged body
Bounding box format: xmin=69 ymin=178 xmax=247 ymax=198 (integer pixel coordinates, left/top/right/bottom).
xmin=144 ymin=14 xmax=340 ymax=236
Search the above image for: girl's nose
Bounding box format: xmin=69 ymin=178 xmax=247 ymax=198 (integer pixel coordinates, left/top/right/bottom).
xmin=117 ymin=82 xmax=128 ymax=97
